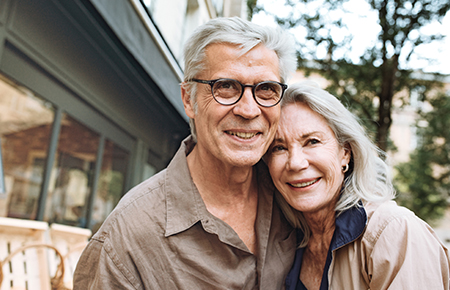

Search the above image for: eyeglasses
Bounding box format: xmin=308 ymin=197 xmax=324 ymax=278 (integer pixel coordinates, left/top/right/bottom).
xmin=189 ymin=78 xmax=288 ymax=107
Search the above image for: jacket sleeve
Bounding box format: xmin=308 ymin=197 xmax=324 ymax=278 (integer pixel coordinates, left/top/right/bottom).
xmin=73 ymin=237 xmax=141 ymax=290
xmin=366 ymin=212 xmax=450 ymax=290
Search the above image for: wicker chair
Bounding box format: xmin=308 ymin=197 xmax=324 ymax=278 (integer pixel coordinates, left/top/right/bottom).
xmin=0 ymin=217 xmax=65 ymax=290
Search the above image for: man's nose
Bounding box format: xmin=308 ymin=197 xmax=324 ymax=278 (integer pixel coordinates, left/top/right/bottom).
xmin=232 ymin=87 xmax=261 ymax=119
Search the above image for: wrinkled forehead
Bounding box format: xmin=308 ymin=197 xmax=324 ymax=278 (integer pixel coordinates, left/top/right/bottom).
xmin=202 ymin=43 xmax=279 ymax=71
xmin=278 ymin=102 xmax=335 ymax=137
xmin=204 ymin=41 xmax=261 ymax=59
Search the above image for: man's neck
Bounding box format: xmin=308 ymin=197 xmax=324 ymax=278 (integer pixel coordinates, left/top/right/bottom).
xmin=186 ymin=145 xmax=257 ymax=200
xmin=186 ymin=145 xmax=259 ymax=253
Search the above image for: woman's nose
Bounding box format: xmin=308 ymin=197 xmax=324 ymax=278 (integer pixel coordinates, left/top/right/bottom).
xmin=286 ymin=149 xmax=309 ymax=171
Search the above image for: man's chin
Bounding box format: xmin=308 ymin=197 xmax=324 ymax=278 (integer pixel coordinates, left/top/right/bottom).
xmin=225 ymin=152 xmax=264 ymax=168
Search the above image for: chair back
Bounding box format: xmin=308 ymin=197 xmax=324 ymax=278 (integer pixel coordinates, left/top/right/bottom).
xmin=0 ymin=217 xmax=54 ymax=290
xmin=49 ymin=224 xmax=91 ymax=289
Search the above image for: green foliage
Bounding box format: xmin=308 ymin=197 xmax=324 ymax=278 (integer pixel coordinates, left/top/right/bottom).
xmin=251 ymin=0 xmax=450 ymax=152
xmin=395 ymin=92 xmax=450 ymax=223
xmin=250 ymin=0 xmax=450 ymax=222
xmin=247 ymin=0 xmax=259 ymax=20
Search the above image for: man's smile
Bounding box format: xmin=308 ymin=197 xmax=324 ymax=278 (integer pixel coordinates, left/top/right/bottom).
xmin=225 ymin=131 xmax=260 ymax=139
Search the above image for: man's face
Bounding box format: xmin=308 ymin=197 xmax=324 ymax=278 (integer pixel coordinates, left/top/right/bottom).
xmin=182 ymin=43 xmax=282 ymax=168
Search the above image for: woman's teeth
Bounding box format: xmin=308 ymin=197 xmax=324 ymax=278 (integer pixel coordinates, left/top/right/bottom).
xmin=290 ymin=178 xmax=320 ymax=188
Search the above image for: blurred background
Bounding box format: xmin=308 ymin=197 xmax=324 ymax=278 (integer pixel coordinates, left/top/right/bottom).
xmin=0 ymin=0 xmax=449 ymax=244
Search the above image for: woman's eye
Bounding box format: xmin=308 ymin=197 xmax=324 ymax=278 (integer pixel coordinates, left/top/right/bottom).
xmin=271 ymin=145 xmax=285 ymax=153
xmin=308 ymin=139 xmax=320 ymax=145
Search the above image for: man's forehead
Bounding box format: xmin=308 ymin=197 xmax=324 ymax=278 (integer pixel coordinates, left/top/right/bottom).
xmin=204 ymin=42 xmax=268 ymax=59
xmin=200 ymin=43 xmax=280 ymax=80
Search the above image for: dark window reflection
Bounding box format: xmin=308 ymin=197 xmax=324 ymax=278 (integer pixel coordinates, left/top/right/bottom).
xmin=44 ymin=114 xmax=99 ymax=227
xmin=0 ymin=75 xmax=54 ymax=219
xmin=91 ymin=140 xmax=129 ymax=233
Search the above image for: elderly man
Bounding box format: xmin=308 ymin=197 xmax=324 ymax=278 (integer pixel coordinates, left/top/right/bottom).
xmin=74 ymin=17 xmax=297 ymax=289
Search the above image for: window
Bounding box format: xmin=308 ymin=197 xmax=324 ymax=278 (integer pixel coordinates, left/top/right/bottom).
xmin=0 ymin=75 xmax=54 ymax=219
xmin=44 ymin=114 xmax=100 ymax=227
xmin=91 ymin=139 xmax=129 ymax=232
xmin=0 ymin=73 xmax=132 ymax=230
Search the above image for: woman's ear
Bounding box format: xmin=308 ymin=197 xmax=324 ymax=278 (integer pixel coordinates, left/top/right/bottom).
xmin=342 ymin=143 xmax=352 ymax=166
xmin=181 ymin=82 xmax=195 ymax=119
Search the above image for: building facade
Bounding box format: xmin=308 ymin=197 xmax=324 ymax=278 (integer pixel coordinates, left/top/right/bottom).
xmin=0 ymin=0 xmax=246 ymax=232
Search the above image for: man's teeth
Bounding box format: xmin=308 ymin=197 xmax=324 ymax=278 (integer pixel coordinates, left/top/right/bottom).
xmin=290 ymin=178 xmax=320 ymax=188
xmin=227 ymin=131 xmax=257 ymax=139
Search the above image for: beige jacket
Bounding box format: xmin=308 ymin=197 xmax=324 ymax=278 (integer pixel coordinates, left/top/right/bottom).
xmin=330 ymin=201 xmax=450 ymax=289
xmin=286 ymin=200 xmax=450 ymax=289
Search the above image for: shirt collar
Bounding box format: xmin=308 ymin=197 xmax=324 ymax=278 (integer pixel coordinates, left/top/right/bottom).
xmin=294 ymin=202 xmax=367 ymax=250
xmin=331 ymin=202 xmax=367 ymax=250
xmin=165 ymin=136 xmax=207 ymax=237
xmin=163 ymin=136 xmax=277 ymax=256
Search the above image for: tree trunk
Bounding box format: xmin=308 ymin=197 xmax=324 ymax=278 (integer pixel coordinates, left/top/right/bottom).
xmin=376 ymin=55 xmax=399 ymax=152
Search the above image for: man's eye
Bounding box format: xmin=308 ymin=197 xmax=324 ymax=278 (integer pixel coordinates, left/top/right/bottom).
xmin=220 ymin=82 xmax=232 ymax=89
xmin=259 ymin=84 xmax=271 ymax=91
xmin=216 ymin=80 xmax=238 ymax=90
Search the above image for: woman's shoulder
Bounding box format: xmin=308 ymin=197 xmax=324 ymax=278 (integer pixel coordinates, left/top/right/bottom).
xmin=362 ymin=200 xmax=437 ymax=245
xmin=358 ymin=202 xmax=449 ymax=289
xmin=364 ymin=200 xmax=414 ymax=221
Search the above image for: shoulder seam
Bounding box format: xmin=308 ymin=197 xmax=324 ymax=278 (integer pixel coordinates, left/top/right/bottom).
xmin=103 ymin=236 xmax=142 ymax=290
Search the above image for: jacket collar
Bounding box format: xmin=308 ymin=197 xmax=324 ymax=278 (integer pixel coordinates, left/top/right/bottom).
xmin=331 ymin=202 xmax=367 ymax=251
xmin=285 ymin=203 xmax=367 ymax=290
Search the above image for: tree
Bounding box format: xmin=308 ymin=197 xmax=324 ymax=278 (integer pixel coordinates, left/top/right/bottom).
xmin=250 ymin=0 xmax=450 ymax=152
xmin=247 ymin=0 xmax=258 ymax=20
xmin=395 ymin=91 xmax=450 ymax=223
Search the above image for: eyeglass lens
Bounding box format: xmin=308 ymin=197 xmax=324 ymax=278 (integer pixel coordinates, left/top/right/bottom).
xmin=212 ymin=79 xmax=283 ymax=106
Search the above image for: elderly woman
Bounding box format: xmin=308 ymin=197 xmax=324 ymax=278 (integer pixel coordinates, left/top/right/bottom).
xmin=265 ymin=82 xmax=450 ymax=290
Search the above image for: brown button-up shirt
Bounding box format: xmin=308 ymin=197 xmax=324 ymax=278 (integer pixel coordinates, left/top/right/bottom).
xmin=73 ymin=136 xmax=296 ymax=290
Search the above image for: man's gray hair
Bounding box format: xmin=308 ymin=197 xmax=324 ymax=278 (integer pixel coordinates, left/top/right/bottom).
xmin=181 ymin=17 xmax=297 ymax=141
xmin=274 ymin=82 xmax=396 ymax=247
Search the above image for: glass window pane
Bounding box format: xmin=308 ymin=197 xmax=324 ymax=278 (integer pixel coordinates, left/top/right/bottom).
xmin=143 ymin=148 xmax=159 ymax=181
xmin=143 ymin=0 xmax=156 ymax=14
xmin=0 ymin=75 xmax=55 ymax=218
xmin=91 ymin=140 xmax=129 ymax=232
xmin=44 ymin=114 xmax=100 ymax=227
xmin=142 ymin=163 xmax=157 ymax=181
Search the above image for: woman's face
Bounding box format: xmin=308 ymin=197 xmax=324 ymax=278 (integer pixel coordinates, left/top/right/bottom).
xmin=266 ymin=102 xmax=351 ymax=215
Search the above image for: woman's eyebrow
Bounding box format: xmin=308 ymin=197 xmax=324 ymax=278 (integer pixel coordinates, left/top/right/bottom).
xmin=301 ymin=131 xmax=320 ymax=138
xmin=272 ymin=137 xmax=284 ymax=144
xmin=272 ymin=131 xmax=321 ymax=144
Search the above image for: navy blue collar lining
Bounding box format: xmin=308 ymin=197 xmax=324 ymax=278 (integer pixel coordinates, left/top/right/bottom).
xmin=285 ymin=203 xmax=367 ymax=290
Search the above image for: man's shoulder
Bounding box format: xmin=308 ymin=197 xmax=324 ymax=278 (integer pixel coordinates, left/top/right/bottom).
xmin=93 ymin=169 xmax=169 ymax=241
xmin=119 ymin=169 xmax=168 ymax=209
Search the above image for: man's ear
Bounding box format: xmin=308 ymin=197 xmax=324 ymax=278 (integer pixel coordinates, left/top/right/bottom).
xmin=181 ymin=83 xmax=195 ymax=119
